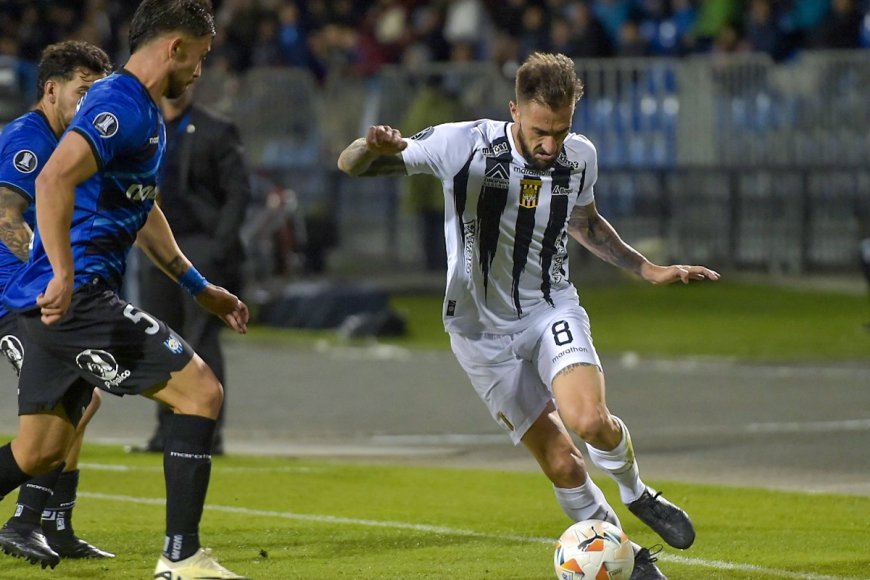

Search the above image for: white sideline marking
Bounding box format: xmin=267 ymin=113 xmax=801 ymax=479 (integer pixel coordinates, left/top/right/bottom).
xmin=78 ymin=462 xmax=321 ymax=473
xmin=78 ymin=491 xmax=848 ymax=580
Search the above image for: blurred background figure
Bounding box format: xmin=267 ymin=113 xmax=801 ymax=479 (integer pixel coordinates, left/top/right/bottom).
xmin=400 ymin=74 xmax=466 ymax=271
xmin=132 ymin=83 xmax=251 ymax=455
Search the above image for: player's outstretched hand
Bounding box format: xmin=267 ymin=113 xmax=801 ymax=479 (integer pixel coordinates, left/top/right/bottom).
xmin=366 ymin=125 xmax=407 ymax=156
xmin=195 ymin=285 xmax=249 ymax=334
xmin=640 ymin=263 xmax=721 ymax=285
xmin=37 ymin=275 xmax=73 ymax=325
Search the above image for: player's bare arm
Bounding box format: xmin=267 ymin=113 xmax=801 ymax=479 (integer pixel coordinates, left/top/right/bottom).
xmin=136 ymin=204 xmax=249 ymax=333
xmin=567 ymin=201 xmax=720 ymax=285
xmin=0 ymin=186 xmax=32 ymax=261
xmin=35 ymin=131 xmax=98 ymax=324
xmin=337 ymin=125 xmax=408 ymax=177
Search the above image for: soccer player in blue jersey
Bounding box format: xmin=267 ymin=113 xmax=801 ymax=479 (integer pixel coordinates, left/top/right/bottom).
xmin=0 ymin=2 xmax=250 ymax=578
xmin=0 ymin=40 xmax=114 ymax=569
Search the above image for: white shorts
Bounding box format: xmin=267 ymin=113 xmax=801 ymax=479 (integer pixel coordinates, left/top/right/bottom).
xmin=449 ymin=304 xmax=601 ymax=445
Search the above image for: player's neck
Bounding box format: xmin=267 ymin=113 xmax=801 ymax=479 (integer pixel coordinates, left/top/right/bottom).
xmin=34 ymin=100 xmax=64 ymax=138
xmin=123 ymin=50 xmax=167 ymax=105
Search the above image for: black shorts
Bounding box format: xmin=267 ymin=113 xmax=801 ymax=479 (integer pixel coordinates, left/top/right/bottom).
xmin=17 ymin=279 xmax=194 ymax=418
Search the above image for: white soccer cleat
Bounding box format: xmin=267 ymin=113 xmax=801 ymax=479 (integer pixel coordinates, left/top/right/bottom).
xmin=153 ymin=547 xmax=251 ymax=579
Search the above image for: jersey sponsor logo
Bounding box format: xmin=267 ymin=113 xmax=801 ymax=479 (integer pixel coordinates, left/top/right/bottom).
xmin=483 ymin=164 xmax=509 ymax=189
xmin=75 ymin=348 xmax=130 ymax=388
xmin=482 ymin=142 xmax=509 ymax=157
xmin=557 ymin=150 xmax=580 ymax=170
xmin=512 ymin=165 xmax=550 ymax=177
xmin=163 ymin=335 xmax=184 ymax=355
xmin=125 ymin=183 xmax=159 ymax=201
xmin=12 ymin=150 xmax=37 ymax=173
xmin=410 ymin=126 xmax=434 ymax=141
xmin=93 ymin=112 xmax=119 ymax=138
xmin=552 ymin=185 xmax=572 ymax=196
xmin=462 ymin=219 xmax=476 ymax=273
xmin=519 ymin=178 xmax=541 ymax=208
xmin=0 ymin=334 xmax=24 ymax=376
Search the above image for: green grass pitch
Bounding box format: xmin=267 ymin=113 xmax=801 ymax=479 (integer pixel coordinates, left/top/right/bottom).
xmin=0 ymin=444 xmax=866 ymax=579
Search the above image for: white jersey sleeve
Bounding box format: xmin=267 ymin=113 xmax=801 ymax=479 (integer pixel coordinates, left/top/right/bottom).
xmin=401 ymin=121 xmax=479 ymax=182
xmin=570 ymin=134 xmax=598 ymax=207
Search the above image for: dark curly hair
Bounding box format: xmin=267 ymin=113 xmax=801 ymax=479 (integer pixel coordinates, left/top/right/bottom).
xmin=36 ymin=40 xmax=112 ymax=100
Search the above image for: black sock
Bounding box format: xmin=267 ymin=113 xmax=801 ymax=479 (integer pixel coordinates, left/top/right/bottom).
xmin=163 ymin=414 xmax=215 ymax=562
xmin=0 ymin=444 xmax=33 ymax=508
xmin=9 ymin=465 xmax=64 ymax=532
xmin=41 ymin=469 xmax=79 ymax=538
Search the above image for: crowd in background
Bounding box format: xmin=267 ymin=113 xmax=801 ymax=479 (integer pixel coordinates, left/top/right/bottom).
xmin=1 ymin=0 xmax=869 ymax=102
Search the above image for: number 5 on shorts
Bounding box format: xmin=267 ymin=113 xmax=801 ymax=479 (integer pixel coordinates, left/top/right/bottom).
xmin=123 ymin=304 xmax=159 ymax=335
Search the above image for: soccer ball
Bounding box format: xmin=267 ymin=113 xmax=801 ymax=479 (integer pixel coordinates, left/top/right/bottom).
xmin=553 ymin=519 xmax=635 ymax=580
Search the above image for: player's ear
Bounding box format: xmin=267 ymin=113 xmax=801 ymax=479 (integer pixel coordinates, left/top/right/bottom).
xmin=43 ymin=79 xmax=61 ymax=104
xmin=509 ymin=100 xmax=519 ymax=123
xmin=168 ymin=36 xmax=185 ymax=60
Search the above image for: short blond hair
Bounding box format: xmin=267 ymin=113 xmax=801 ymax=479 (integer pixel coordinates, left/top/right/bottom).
xmin=515 ymin=52 xmax=584 ymax=109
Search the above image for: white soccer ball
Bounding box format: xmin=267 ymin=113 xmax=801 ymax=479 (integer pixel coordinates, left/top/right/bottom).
xmin=553 ymin=519 xmax=635 ymax=580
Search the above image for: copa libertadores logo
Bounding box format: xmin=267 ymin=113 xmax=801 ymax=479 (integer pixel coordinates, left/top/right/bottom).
xmin=12 ymin=150 xmax=37 ymax=173
xmin=93 ymin=112 xmax=119 ymax=138
xmin=76 ymin=349 xmax=130 ymax=388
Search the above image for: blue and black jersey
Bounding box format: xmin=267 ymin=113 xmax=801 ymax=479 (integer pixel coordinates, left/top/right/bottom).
xmin=0 ymin=110 xmax=56 ymax=317
xmin=3 ymin=69 xmax=165 ymax=311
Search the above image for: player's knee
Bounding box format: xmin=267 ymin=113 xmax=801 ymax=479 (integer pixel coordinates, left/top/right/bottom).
xmin=89 ymin=388 xmax=103 ymax=411
xmin=563 ymin=406 xmax=609 ymax=443
xmin=15 ymin=443 xmax=67 ymax=475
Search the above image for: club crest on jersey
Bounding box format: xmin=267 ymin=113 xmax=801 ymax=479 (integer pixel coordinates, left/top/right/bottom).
xmin=163 ymin=335 xmax=184 ymax=355
xmin=75 ymin=349 xmax=130 ymax=388
xmin=12 ymin=150 xmax=37 ymax=173
xmin=519 ymin=178 xmax=541 ymax=208
xmin=93 ymin=112 xmax=119 ymax=138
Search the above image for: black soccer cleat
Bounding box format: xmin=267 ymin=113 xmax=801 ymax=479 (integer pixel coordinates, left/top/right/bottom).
xmin=0 ymin=524 xmax=61 ymax=569
xmin=628 ymin=487 xmax=696 ymax=549
xmin=631 ymin=544 xmax=667 ymax=580
xmin=46 ymin=534 xmax=115 ymax=559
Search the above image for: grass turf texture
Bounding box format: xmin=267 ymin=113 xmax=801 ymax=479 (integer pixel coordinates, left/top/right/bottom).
xmin=243 ymin=281 xmax=869 ymax=360
xmin=0 ymin=443 xmax=867 ymax=579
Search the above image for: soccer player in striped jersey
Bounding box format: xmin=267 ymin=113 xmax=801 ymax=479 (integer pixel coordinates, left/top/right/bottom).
xmin=339 ymin=52 xmax=720 ymax=579
xmin=0 ymin=40 xmax=113 ymax=568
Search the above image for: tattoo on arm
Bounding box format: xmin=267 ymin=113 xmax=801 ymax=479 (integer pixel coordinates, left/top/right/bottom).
xmin=361 ymin=155 xmax=407 ymax=177
xmin=166 ymin=256 xmax=188 ymax=279
xmin=0 ymin=187 xmax=32 ymax=262
xmin=554 ymin=362 xmax=600 ymax=380
xmin=567 ymin=205 xmax=645 ymax=274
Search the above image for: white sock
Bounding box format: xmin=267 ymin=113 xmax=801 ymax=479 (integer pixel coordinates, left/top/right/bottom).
xmin=553 ymin=477 xmax=621 ymax=528
xmin=585 ymin=416 xmax=646 ymax=504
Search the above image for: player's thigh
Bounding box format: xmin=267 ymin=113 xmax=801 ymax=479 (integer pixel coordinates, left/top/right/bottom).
xmin=13 ymin=409 xmax=78 ymax=473
xmin=450 ymin=332 xmax=551 ymax=445
xmin=143 ymin=353 xmax=223 ymax=419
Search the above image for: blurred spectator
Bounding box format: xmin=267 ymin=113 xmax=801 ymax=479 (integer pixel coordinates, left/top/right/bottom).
xmin=567 ymin=1 xmax=615 ymax=58
xmin=746 ymin=0 xmax=786 ymax=59
xmin=518 ymin=4 xmax=550 ymax=60
xmin=812 ymin=0 xmax=864 ymax=48
xmin=617 ymin=19 xmax=649 ymax=56
xmin=401 ymin=75 xmax=466 ymax=271
xmin=694 ymin=0 xmax=743 ymax=50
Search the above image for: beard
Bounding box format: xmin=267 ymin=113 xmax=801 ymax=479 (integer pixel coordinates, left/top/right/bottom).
xmin=516 ymin=127 xmax=559 ymax=170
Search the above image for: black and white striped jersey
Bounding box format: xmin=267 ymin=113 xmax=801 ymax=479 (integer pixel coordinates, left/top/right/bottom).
xmin=402 ymin=119 xmax=597 ymax=334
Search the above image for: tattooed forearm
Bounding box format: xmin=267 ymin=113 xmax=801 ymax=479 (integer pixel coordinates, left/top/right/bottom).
xmin=166 ymin=255 xmax=189 ymax=279
xmin=0 ymin=188 xmax=32 ymax=261
xmin=337 ymin=138 xmax=407 ymax=177
xmin=568 ymin=205 xmax=646 ymax=274
xmin=554 ymin=362 xmax=600 ymax=380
